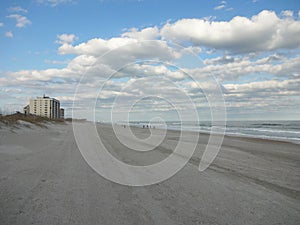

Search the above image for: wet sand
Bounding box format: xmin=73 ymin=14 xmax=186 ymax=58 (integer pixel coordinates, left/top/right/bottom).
xmin=0 ymin=122 xmax=299 ymax=225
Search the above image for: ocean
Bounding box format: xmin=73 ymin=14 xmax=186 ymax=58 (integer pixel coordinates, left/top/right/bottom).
xmin=126 ymin=120 xmax=300 ymax=144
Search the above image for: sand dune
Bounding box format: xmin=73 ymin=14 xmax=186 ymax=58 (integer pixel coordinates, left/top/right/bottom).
xmin=0 ymin=122 xmax=299 ymax=225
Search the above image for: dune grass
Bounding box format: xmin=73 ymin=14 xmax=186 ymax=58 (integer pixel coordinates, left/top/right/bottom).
xmin=0 ymin=113 xmax=65 ymax=128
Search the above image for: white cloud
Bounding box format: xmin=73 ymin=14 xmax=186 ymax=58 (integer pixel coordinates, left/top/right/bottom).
xmin=9 ymin=68 xmax=71 ymax=82
xmin=58 ymin=37 xmax=134 ymax=55
xmin=160 ymin=10 xmax=300 ymax=53
xmin=58 ymin=38 xmax=181 ymax=71
xmin=203 ymin=55 xmax=239 ymax=65
xmin=7 ymin=14 xmax=31 ymax=28
xmin=44 ymin=59 xmax=70 ymax=65
xmin=0 ymin=22 xmax=4 ymax=27
xmin=223 ymin=78 xmax=300 ymax=113
xmin=225 ymin=7 xmax=233 ymax=11
xmin=121 ymin=27 xmax=159 ymax=40
xmin=281 ymin=10 xmax=293 ymax=17
xmin=188 ymin=54 xmax=300 ymax=82
xmin=221 ymin=78 xmax=300 ymax=117
xmin=6 ymin=54 xmax=112 ymax=84
xmin=8 ymin=6 xmax=28 ymax=13
xmin=5 ymin=31 xmax=13 ymax=38
xmin=214 ymin=1 xmax=227 ymax=10
xmin=56 ymin=33 xmax=78 ymax=44
xmin=35 ymin=0 xmax=76 ymax=7
xmin=224 ymin=79 xmax=300 ymax=94
xmin=214 ymin=4 xmax=225 ymax=10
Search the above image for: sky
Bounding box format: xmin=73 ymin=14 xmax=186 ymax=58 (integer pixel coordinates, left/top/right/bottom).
xmin=0 ymin=0 xmax=300 ymax=121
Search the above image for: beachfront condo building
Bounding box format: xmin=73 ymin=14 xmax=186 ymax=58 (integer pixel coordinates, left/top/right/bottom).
xmin=25 ymin=95 xmax=64 ymax=119
xmin=60 ymin=108 xmax=64 ymax=119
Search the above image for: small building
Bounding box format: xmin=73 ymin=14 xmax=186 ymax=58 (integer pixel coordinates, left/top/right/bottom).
xmin=23 ymin=105 xmax=30 ymax=115
xmin=60 ymin=108 xmax=64 ymax=119
xmin=26 ymin=95 xmax=62 ymax=119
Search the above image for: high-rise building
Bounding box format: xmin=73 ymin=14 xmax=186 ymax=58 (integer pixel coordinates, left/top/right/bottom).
xmin=25 ymin=95 xmax=63 ymax=119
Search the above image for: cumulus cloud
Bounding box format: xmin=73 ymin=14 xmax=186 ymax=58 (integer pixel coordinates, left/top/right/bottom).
xmin=161 ymin=10 xmax=300 ymax=53
xmin=56 ymin=10 xmax=300 ymax=57
xmin=121 ymin=27 xmax=159 ymax=40
xmin=281 ymin=10 xmax=293 ymax=18
xmin=56 ymin=33 xmax=78 ymax=44
xmin=0 ymin=22 xmax=4 ymax=27
xmin=8 ymin=68 xmax=73 ymax=82
xmin=203 ymin=55 xmax=239 ymax=65
xmin=5 ymin=31 xmax=13 ymax=38
xmin=58 ymin=37 xmax=134 ymax=55
xmin=58 ymin=38 xmax=181 ymax=70
xmin=7 ymin=14 xmax=31 ymax=28
xmin=7 ymin=54 xmax=113 ymax=84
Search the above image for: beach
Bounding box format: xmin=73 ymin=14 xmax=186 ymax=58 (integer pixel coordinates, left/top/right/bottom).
xmin=0 ymin=122 xmax=299 ymax=225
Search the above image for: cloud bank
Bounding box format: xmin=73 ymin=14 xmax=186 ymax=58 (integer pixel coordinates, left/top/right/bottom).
xmin=161 ymin=10 xmax=300 ymax=53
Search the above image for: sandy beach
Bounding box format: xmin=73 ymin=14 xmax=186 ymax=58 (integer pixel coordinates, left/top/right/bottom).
xmin=0 ymin=122 xmax=299 ymax=225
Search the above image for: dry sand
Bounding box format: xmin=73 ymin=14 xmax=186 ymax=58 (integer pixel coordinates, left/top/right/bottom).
xmin=0 ymin=122 xmax=299 ymax=225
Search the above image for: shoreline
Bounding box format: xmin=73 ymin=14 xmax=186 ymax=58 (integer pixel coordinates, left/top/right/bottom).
xmin=1 ymin=119 xmax=299 ymax=145
xmin=103 ymin=122 xmax=300 ymax=146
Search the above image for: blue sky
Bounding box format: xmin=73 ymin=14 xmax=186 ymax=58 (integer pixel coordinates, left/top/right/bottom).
xmin=0 ymin=0 xmax=300 ymax=121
